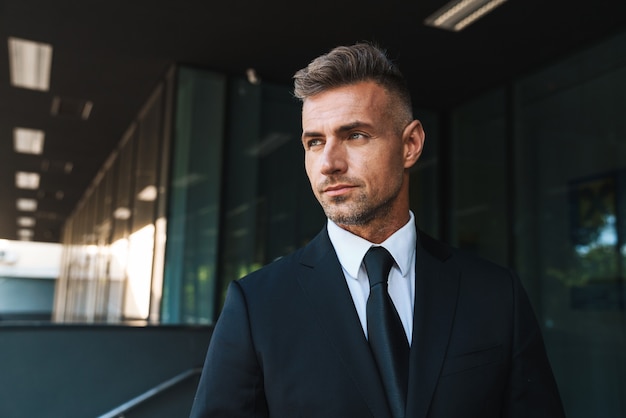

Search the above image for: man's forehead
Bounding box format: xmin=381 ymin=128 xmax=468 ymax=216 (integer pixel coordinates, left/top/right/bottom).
xmin=302 ymin=84 xmax=388 ymax=121
xmin=302 ymin=81 xmax=386 ymax=103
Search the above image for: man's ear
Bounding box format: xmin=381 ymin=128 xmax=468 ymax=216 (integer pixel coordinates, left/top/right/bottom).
xmin=403 ymin=120 xmax=425 ymax=169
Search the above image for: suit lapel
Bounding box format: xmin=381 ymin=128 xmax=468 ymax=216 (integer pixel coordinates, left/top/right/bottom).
xmin=296 ymin=228 xmax=392 ymax=418
xmin=405 ymin=231 xmax=460 ymax=418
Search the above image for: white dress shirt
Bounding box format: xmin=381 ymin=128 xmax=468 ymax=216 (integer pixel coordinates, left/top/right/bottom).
xmin=327 ymin=211 xmax=417 ymax=344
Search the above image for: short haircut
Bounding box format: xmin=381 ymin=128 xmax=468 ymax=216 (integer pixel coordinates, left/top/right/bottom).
xmin=293 ymin=42 xmax=413 ymax=122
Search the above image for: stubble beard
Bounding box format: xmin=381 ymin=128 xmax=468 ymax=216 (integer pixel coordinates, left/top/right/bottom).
xmin=319 ymin=182 xmax=401 ymax=227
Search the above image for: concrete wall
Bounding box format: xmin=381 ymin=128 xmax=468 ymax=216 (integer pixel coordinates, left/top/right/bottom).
xmin=0 ymin=240 xmax=62 ymax=321
xmin=0 ymin=325 xmax=212 ymax=418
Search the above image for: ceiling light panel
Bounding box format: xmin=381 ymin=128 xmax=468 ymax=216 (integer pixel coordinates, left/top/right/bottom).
xmin=14 ymin=127 xmax=45 ymax=154
xmin=8 ymin=37 xmax=53 ymax=91
xmin=15 ymin=171 xmax=40 ymax=189
xmin=16 ymin=198 xmax=38 ymax=211
xmin=424 ymin=0 xmax=508 ymax=31
xmin=17 ymin=217 xmax=36 ymax=227
xmin=51 ymin=96 xmax=94 ymax=120
xmin=17 ymin=229 xmax=34 ymax=240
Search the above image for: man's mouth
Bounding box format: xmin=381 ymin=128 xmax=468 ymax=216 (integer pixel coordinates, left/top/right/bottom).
xmin=322 ymin=184 xmax=355 ymax=197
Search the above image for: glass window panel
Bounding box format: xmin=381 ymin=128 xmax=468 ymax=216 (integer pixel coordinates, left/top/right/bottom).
xmin=109 ymin=129 xmax=136 ymax=322
xmin=219 ymin=79 xmax=265 ymax=307
xmin=410 ymin=108 xmax=440 ymax=238
xmin=451 ymin=88 xmax=508 ymax=265
xmin=162 ymin=68 xmax=226 ymax=325
xmin=258 ymin=84 xmax=319 ymax=261
xmin=93 ymin=172 xmax=112 ymax=321
xmin=218 ymin=78 xmax=324 ymax=313
xmin=516 ymin=30 xmax=626 ymax=418
xmin=123 ymin=86 xmax=164 ymax=321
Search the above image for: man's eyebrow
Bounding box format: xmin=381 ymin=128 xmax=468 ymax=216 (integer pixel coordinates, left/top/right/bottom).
xmin=301 ymin=121 xmax=371 ymax=140
xmin=301 ymin=131 xmax=322 ymax=142
xmin=337 ymin=121 xmax=370 ymax=132
xmin=302 ymin=130 xmax=321 ymax=138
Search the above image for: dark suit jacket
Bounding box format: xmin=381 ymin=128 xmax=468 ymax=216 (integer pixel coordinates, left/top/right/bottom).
xmin=190 ymin=227 xmax=566 ymax=417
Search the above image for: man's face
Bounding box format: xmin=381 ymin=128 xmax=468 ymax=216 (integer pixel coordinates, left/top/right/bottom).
xmin=302 ymin=81 xmax=418 ymax=229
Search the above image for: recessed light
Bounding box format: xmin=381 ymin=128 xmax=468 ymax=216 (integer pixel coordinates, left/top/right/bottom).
xmin=16 ymin=198 xmax=37 ymax=211
xmin=8 ymin=37 xmax=53 ymax=91
xmin=424 ymin=0 xmax=508 ymax=31
xmin=17 ymin=217 xmax=36 ymax=227
xmin=15 ymin=171 xmax=40 ymax=189
xmin=17 ymin=229 xmax=34 ymax=240
xmin=246 ymin=68 xmax=261 ymax=85
xmin=114 ymin=207 xmax=132 ymax=220
xmin=14 ymin=127 xmax=45 ymax=154
xmin=137 ymin=185 xmax=158 ymax=201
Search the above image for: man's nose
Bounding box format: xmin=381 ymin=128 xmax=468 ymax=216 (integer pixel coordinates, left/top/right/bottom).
xmin=320 ymin=140 xmax=347 ymax=175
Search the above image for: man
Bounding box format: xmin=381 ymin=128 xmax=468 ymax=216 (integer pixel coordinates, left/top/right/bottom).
xmin=190 ymin=42 xmax=566 ymax=417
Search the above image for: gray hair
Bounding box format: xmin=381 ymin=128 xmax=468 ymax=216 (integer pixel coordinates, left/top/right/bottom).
xmin=293 ymin=42 xmax=413 ymax=122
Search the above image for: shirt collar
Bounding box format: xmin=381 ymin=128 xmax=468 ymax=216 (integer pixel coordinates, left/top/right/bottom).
xmin=327 ymin=211 xmax=417 ymax=279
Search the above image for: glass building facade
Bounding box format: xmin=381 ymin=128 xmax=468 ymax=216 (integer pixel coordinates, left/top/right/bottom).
xmin=53 ymin=30 xmax=626 ymax=417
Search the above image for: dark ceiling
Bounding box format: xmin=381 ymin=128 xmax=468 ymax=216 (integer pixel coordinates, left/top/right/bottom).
xmin=1 ymin=0 xmax=626 ymax=243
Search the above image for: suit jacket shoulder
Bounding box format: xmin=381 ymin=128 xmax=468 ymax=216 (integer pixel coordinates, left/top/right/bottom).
xmin=235 ymin=227 xmax=332 ymax=299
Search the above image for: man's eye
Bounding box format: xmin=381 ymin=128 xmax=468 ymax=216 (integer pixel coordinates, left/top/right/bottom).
xmin=307 ymin=139 xmax=322 ymax=148
xmin=349 ymin=132 xmax=365 ymax=140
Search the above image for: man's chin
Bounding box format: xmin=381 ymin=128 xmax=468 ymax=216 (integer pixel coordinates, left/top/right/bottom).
xmin=325 ymin=210 xmax=369 ymax=227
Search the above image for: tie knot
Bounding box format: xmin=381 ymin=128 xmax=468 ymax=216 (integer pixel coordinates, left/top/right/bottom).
xmin=363 ymin=246 xmax=394 ymax=288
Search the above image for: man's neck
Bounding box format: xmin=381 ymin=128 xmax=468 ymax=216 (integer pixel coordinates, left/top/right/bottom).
xmin=335 ymin=212 xmax=411 ymax=244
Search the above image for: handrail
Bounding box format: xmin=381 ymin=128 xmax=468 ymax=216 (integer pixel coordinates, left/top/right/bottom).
xmin=96 ymin=366 xmax=203 ymax=418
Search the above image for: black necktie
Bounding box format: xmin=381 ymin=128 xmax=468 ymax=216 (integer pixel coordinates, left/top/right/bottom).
xmin=364 ymin=246 xmax=409 ymax=418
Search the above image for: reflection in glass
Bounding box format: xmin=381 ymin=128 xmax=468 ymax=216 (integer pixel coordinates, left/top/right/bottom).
xmin=124 ymin=224 xmax=155 ymax=319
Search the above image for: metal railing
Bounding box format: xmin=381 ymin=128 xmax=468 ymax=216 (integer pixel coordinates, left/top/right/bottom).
xmin=96 ymin=366 xmax=203 ymax=418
